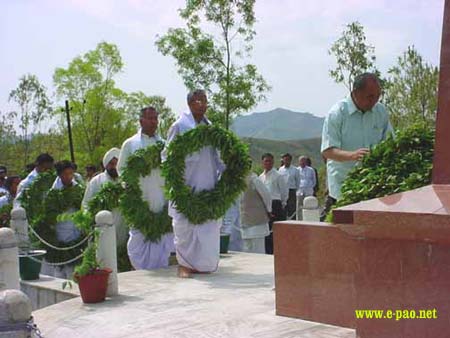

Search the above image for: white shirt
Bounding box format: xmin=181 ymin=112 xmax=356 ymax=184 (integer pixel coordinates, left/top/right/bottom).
xmin=278 ymin=165 xmax=300 ymax=190
xmin=81 ymin=171 xmax=116 ymax=210
xmin=163 ymin=110 xmax=225 ymax=221
xmin=259 ymin=168 xmax=288 ymax=206
xmin=297 ymin=165 xmax=316 ymax=196
xmin=14 ymin=169 xmax=39 ymax=207
xmin=118 ymin=129 xmax=166 ymax=213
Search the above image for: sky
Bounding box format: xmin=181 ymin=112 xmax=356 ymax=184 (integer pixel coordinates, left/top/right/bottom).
xmin=0 ymin=0 xmax=444 ymax=126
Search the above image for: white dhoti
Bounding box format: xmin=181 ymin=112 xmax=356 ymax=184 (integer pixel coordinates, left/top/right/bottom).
xmin=172 ymin=215 xmax=221 ymax=272
xmin=127 ymin=229 xmax=175 ymax=270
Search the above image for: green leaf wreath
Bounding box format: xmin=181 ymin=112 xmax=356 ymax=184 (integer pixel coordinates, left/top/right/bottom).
xmin=119 ymin=141 xmax=172 ymax=242
xmin=162 ymin=125 xmax=252 ymax=225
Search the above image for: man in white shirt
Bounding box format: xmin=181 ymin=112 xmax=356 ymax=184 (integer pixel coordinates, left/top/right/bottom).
xmin=296 ymin=156 xmax=317 ymax=221
xmin=259 ymin=153 xmax=288 ymax=254
xmin=82 ymin=148 xmax=128 ymax=246
xmin=118 ymin=106 xmax=174 ymax=270
xmin=163 ymin=90 xmax=226 ymax=278
xmin=278 ymin=153 xmax=300 ymax=219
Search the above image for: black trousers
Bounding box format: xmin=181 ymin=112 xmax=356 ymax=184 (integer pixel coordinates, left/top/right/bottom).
xmin=320 ymin=195 xmax=337 ymax=221
xmin=265 ymin=199 xmax=286 ymax=255
xmin=286 ymin=189 xmax=297 ymax=219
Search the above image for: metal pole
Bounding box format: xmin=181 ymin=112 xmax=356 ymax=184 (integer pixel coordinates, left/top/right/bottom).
xmin=65 ymin=100 xmax=75 ymax=164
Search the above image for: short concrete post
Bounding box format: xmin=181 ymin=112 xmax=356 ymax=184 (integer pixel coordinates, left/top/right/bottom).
xmin=0 ymin=289 xmax=33 ymax=338
xmin=9 ymin=208 xmax=29 ymax=252
xmin=95 ymin=210 xmax=118 ymax=296
xmin=0 ymin=228 xmax=20 ymax=291
xmin=302 ymin=196 xmax=320 ymax=222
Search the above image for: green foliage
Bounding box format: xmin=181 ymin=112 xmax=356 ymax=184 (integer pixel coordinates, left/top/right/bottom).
xmin=8 ymin=74 xmax=52 ymax=166
xmin=384 ymin=46 xmax=438 ymax=129
xmin=330 ymin=123 xmax=434 ymax=219
xmin=329 ymin=21 xmax=378 ymax=91
xmin=0 ymin=203 xmax=13 ymax=227
xmin=156 ymin=0 xmax=270 ymax=129
xmin=20 ymin=173 xmax=87 ymax=263
xmin=74 ymin=236 xmax=100 ymax=279
xmin=162 ymin=125 xmax=252 ymax=224
xmin=52 ymin=41 xmax=175 ymax=168
xmin=120 ymin=142 xmax=172 ymax=242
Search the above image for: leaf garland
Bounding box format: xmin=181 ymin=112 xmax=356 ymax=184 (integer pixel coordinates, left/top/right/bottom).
xmin=328 ymin=123 xmax=434 ymax=221
xmin=162 ymin=125 xmax=252 ymax=224
xmin=119 ymin=141 xmax=172 ymax=242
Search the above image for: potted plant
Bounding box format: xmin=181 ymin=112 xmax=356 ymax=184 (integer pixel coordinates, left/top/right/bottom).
xmin=72 ymin=240 xmax=111 ymax=304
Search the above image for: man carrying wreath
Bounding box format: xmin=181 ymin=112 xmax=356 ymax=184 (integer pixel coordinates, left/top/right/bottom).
xmin=163 ymin=90 xmax=226 ymax=278
xmin=118 ymin=106 xmax=175 ymax=270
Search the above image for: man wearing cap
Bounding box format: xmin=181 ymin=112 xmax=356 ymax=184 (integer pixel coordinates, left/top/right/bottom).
xmin=82 ymin=148 xmax=127 ymax=246
xmin=118 ymin=106 xmax=174 ymax=270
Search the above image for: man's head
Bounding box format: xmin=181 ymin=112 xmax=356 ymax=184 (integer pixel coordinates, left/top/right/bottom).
xmin=55 ymin=160 xmax=75 ymax=187
xmin=140 ymin=106 xmax=159 ymax=137
xmin=351 ymin=73 xmax=381 ymax=112
xmin=102 ymin=148 xmax=120 ymax=179
xmin=35 ymin=153 xmax=54 ymax=173
xmin=298 ymin=156 xmax=307 ymax=168
xmin=0 ymin=166 xmax=7 ymax=181
xmin=261 ymin=153 xmax=274 ymax=172
xmin=305 ymin=157 xmax=312 ymax=167
xmin=4 ymin=176 xmax=21 ymax=197
xmin=85 ymin=165 xmax=96 ymax=178
xmin=187 ymin=89 xmax=208 ymax=122
xmin=281 ymin=153 xmax=292 ymax=167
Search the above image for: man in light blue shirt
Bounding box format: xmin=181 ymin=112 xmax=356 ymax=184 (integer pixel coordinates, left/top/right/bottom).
xmin=321 ymin=73 xmax=393 ymax=219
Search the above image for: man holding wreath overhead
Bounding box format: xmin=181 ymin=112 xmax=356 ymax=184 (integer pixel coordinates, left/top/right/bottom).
xmin=163 ymin=89 xmax=226 ymax=278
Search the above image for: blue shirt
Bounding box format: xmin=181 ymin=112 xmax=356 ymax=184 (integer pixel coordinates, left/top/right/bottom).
xmin=321 ymin=96 xmax=393 ymax=199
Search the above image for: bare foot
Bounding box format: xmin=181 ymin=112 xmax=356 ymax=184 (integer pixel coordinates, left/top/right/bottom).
xmin=177 ymin=265 xmax=193 ymax=278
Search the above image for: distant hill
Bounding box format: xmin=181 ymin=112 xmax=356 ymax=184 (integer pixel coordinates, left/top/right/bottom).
xmin=242 ymin=137 xmax=323 ymax=169
xmin=231 ymin=108 xmax=324 ymax=141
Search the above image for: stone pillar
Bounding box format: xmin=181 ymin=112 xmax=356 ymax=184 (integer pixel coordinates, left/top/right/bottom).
xmin=0 ymin=289 xmax=33 ymax=338
xmin=95 ymin=210 xmax=118 ymax=296
xmin=9 ymin=208 xmax=29 ymax=252
xmin=0 ymin=228 xmax=20 ymax=291
xmin=302 ymin=196 xmax=320 ymax=222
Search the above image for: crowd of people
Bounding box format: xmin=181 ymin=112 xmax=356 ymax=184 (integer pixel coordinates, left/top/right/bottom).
xmin=0 ymin=72 xmax=393 ymax=278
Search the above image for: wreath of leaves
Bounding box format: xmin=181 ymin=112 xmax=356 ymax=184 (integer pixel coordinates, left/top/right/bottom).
xmin=328 ymin=123 xmax=434 ymax=221
xmin=119 ymin=141 xmax=172 ymax=242
xmin=19 ymin=172 xmax=87 ymax=263
xmin=162 ymin=125 xmax=252 ymax=224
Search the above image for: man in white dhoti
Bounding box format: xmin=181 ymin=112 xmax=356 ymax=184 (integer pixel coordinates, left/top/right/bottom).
xmin=240 ymin=173 xmax=272 ymax=254
xmin=163 ymin=89 xmax=225 ymax=278
xmin=43 ymin=160 xmax=81 ymax=278
xmin=118 ymin=106 xmax=174 ymax=270
xmin=82 ymin=148 xmax=128 ymax=246
xmin=14 ymin=153 xmax=54 ymax=207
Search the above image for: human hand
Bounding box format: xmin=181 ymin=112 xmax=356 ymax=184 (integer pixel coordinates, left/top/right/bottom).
xmin=350 ymin=148 xmax=370 ymax=161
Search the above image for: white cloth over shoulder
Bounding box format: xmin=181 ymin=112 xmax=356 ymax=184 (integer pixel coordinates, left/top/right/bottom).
xmin=163 ymin=110 xmax=225 ymax=272
xmin=82 ymin=171 xmax=128 ymax=247
xmin=118 ymin=129 xmax=174 ymax=270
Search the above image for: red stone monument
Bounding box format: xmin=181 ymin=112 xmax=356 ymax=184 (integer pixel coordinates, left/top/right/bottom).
xmin=274 ymin=1 xmax=450 ymax=337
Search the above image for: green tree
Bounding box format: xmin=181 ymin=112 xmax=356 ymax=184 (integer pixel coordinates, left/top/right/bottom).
xmin=384 ymin=46 xmax=438 ymax=129
xmin=329 ymin=21 xmax=378 ymax=91
xmin=156 ymin=0 xmax=270 ymax=129
xmin=8 ymin=74 xmax=51 ymax=166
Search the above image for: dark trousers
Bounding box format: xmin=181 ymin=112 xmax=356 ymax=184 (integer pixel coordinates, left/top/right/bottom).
xmin=266 ymin=199 xmax=286 ymax=255
xmin=320 ymin=195 xmax=337 ymax=221
xmin=286 ymin=189 xmax=297 ymax=219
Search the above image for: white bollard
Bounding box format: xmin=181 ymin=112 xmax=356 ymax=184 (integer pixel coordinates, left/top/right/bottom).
xmin=0 ymin=228 xmax=20 ymax=291
xmin=9 ymin=208 xmax=29 ymax=252
xmin=95 ymin=210 xmax=118 ymax=296
xmin=302 ymin=196 xmax=320 ymax=222
xmin=0 ymin=289 xmax=33 ymax=338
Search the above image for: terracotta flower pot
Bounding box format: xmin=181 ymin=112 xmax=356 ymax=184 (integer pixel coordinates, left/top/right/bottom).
xmin=76 ymin=268 xmax=112 ymax=304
